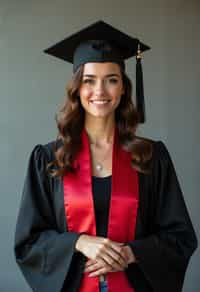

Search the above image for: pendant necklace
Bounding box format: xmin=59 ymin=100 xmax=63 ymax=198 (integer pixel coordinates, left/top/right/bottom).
xmin=90 ymin=141 xmax=113 ymax=172
xmin=96 ymin=162 xmax=103 ymax=172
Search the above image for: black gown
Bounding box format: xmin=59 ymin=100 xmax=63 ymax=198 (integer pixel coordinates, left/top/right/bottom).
xmin=14 ymin=139 xmax=198 ymax=292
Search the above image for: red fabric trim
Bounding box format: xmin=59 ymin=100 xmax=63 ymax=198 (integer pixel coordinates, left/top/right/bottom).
xmin=64 ymin=128 xmax=138 ymax=292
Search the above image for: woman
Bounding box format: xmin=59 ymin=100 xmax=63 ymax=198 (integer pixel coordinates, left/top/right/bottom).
xmin=14 ymin=21 xmax=197 ymax=292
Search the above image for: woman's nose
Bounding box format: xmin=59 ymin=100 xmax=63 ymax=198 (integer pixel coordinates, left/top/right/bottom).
xmin=94 ymin=80 xmax=106 ymax=95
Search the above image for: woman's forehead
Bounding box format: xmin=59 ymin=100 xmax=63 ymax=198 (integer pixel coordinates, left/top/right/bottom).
xmin=83 ymin=62 xmax=121 ymax=76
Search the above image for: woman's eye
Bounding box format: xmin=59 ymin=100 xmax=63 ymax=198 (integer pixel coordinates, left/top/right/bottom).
xmin=82 ymin=78 xmax=118 ymax=85
xmin=83 ymin=79 xmax=95 ymax=84
xmin=108 ymin=78 xmax=118 ymax=83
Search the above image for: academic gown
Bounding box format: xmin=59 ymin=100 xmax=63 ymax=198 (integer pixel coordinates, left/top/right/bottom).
xmin=14 ymin=137 xmax=198 ymax=292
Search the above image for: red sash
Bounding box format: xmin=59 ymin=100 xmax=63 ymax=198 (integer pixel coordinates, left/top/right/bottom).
xmin=63 ymin=127 xmax=139 ymax=292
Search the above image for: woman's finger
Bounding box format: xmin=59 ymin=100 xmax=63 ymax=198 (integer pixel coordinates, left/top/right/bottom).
xmin=99 ymin=250 xmax=125 ymax=271
xmin=104 ymin=246 xmax=128 ymax=268
xmin=100 ymin=241 xmax=128 ymax=268
xmin=88 ymin=262 xmax=123 ymax=277
xmin=103 ymin=239 xmax=126 ymax=257
xmin=89 ymin=267 xmax=107 ymax=277
xmin=85 ymin=259 xmax=97 ymax=267
xmin=84 ymin=261 xmax=101 ymax=273
xmin=109 ymin=242 xmax=128 ymax=263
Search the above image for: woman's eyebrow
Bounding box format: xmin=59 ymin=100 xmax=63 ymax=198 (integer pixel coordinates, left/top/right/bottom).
xmin=83 ymin=74 xmax=120 ymax=78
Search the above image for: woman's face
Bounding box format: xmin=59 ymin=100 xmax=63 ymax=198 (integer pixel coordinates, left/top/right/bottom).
xmin=79 ymin=62 xmax=124 ymax=119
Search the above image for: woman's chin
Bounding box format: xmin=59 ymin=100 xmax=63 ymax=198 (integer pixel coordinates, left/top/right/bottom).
xmin=86 ymin=110 xmax=114 ymax=119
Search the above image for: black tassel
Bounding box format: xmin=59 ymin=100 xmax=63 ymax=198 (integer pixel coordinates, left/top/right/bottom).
xmin=136 ymin=47 xmax=146 ymax=123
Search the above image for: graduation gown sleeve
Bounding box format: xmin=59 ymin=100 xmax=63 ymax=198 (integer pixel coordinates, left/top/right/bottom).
xmin=126 ymin=141 xmax=198 ymax=292
xmin=14 ymin=145 xmax=83 ymax=292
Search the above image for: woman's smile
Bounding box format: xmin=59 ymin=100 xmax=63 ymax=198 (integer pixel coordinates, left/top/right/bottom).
xmin=89 ymin=99 xmax=111 ymax=106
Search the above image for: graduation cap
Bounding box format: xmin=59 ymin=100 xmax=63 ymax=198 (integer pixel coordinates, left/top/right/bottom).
xmin=44 ymin=20 xmax=150 ymax=123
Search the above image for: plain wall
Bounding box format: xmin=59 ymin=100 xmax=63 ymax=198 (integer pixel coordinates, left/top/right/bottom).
xmin=0 ymin=0 xmax=199 ymax=291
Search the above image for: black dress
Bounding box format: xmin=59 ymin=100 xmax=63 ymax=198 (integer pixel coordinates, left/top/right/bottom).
xmin=92 ymin=175 xmax=112 ymax=237
xmin=14 ymin=140 xmax=198 ymax=292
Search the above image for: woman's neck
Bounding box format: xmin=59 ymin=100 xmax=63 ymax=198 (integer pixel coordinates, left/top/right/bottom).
xmin=84 ymin=116 xmax=115 ymax=147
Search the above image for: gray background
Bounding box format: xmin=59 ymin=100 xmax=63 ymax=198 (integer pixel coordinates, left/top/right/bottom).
xmin=0 ymin=0 xmax=199 ymax=291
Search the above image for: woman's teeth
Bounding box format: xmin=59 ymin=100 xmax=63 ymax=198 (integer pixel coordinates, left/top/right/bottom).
xmin=90 ymin=100 xmax=110 ymax=104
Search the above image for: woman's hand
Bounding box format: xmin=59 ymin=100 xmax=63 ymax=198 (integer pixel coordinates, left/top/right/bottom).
xmin=84 ymin=258 xmax=121 ymax=277
xmin=75 ymin=235 xmax=128 ymax=272
xmin=83 ymin=245 xmax=137 ymax=277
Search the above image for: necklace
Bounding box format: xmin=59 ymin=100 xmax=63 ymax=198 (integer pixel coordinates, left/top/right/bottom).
xmin=96 ymin=163 xmax=103 ymax=172
xmin=90 ymin=141 xmax=113 ymax=172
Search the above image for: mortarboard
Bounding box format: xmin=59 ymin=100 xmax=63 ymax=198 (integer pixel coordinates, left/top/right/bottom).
xmin=44 ymin=20 xmax=150 ymax=123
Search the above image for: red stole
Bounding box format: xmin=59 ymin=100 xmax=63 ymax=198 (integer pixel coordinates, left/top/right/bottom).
xmin=63 ymin=128 xmax=139 ymax=292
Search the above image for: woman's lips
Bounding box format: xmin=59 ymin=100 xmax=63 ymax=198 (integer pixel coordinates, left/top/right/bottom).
xmin=89 ymin=99 xmax=111 ymax=105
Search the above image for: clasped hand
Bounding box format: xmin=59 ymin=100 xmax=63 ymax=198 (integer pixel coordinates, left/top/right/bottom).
xmin=76 ymin=234 xmax=136 ymax=277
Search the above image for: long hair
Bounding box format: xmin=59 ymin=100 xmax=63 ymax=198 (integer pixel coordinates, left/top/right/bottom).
xmin=47 ymin=65 xmax=153 ymax=177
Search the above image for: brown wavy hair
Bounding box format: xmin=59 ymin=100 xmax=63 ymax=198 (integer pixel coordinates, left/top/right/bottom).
xmin=47 ymin=64 xmax=154 ymax=178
